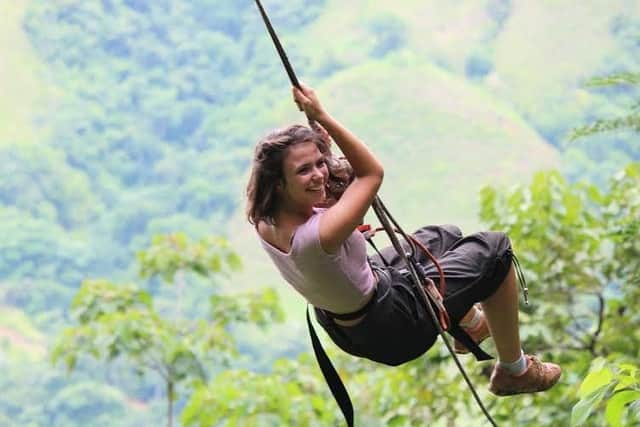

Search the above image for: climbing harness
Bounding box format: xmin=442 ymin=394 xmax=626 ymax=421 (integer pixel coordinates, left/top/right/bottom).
xmin=252 ymin=1 xmax=528 ymax=425
xmin=357 ymin=224 xmax=451 ymax=330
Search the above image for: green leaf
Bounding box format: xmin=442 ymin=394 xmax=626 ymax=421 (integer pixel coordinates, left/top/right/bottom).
xmin=605 ymin=390 xmax=640 ymax=427
xmin=387 ymin=414 xmax=409 ymax=427
xmin=571 ymin=384 xmax=613 ymax=427
xmin=578 ymin=363 xmax=613 ymax=398
xmin=226 ymin=252 xmax=242 ymax=271
xmin=586 ymin=72 xmax=640 ymax=87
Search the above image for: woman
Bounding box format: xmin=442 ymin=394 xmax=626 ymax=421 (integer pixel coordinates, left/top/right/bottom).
xmin=246 ymin=83 xmax=561 ymax=396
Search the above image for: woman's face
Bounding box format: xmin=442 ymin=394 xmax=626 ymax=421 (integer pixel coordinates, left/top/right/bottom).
xmin=279 ymin=141 xmax=328 ymax=211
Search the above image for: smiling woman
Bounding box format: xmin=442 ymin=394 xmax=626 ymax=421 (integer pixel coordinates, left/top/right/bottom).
xmin=246 ymin=124 xmax=332 ymax=229
xmin=246 ymin=82 xmax=561 ymax=427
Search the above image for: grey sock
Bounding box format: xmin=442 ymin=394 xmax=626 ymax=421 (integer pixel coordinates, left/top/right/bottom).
xmin=498 ymin=350 xmax=527 ymax=375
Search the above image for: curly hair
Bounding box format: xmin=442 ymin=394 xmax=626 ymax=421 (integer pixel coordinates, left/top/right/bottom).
xmin=246 ymin=124 xmax=353 ymax=225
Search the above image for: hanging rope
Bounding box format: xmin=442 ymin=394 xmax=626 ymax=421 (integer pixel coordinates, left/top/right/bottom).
xmin=252 ymin=1 xmax=498 ymax=426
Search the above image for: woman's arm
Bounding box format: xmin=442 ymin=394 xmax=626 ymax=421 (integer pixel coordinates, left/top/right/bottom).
xmin=294 ymin=84 xmax=384 ymax=253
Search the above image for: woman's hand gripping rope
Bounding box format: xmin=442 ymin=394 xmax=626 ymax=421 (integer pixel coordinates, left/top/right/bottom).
xmin=293 ymin=84 xmax=327 ymax=121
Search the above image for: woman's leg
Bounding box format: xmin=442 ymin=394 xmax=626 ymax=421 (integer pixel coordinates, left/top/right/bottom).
xmin=454 ymin=304 xmax=490 ymax=354
xmin=459 ymin=306 xmax=480 ymax=325
xmin=481 ymin=262 xmax=562 ymax=396
xmin=480 ymin=263 xmax=521 ymax=362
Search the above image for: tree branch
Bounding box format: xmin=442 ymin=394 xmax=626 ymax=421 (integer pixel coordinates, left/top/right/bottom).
xmin=587 ymin=292 xmax=605 ymax=356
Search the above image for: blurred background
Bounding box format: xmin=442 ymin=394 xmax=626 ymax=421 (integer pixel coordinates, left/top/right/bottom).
xmin=1 ymin=1 xmax=639 ymax=426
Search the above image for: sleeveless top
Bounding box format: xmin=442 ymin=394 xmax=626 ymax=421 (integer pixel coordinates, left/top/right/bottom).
xmin=258 ymin=209 xmax=375 ymax=314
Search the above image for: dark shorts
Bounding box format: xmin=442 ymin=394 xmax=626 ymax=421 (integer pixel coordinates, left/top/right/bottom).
xmin=315 ymin=224 xmax=513 ymax=366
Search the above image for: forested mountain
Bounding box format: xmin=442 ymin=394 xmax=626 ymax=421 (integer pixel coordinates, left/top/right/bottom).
xmin=1 ymin=1 xmax=639 ymax=426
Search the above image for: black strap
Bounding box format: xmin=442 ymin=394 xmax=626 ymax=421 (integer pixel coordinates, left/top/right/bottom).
xmin=365 ymin=237 xmax=390 ymax=267
xmin=306 ymin=306 xmax=354 ymax=427
xmin=447 ymin=325 xmax=493 ymax=361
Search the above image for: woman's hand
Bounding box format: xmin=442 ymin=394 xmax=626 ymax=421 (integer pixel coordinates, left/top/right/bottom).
xmin=310 ymin=120 xmax=332 ymax=146
xmin=292 ymin=84 xmax=327 ymax=121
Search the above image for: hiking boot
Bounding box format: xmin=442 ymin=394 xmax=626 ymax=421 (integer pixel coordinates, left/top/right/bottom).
xmin=454 ymin=309 xmax=490 ymax=354
xmin=489 ymin=355 xmax=562 ymax=396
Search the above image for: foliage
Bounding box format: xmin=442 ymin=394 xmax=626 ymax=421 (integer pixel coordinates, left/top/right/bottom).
xmin=0 ymin=359 xmax=152 ymax=427
xmin=566 ymin=65 xmax=640 ymax=426
xmin=479 ymin=166 xmax=640 ymax=426
xmin=181 ymin=346 xmax=485 ymax=427
xmin=0 ymin=143 xmax=100 ymax=227
xmin=569 ymin=72 xmax=640 ymax=141
xmin=563 ymin=65 xmax=640 ymax=184
xmin=137 ymin=233 xmax=242 ymax=284
xmin=181 ymin=354 xmax=340 ymax=427
xmin=572 ymin=358 xmax=640 ymax=427
xmin=0 ymin=207 xmax=93 ymax=286
xmin=52 ymin=234 xmax=283 ymax=427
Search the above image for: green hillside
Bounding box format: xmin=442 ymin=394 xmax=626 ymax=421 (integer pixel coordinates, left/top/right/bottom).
xmin=2 ymin=1 xmax=639 ymax=425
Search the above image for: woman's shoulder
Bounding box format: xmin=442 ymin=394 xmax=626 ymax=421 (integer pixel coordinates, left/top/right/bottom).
xmin=256 ymin=221 xmax=284 ymax=252
xmin=257 ymin=218 xmax=309 ymax=254
xmin=255 ymin=221 xmax=270 ymax=240
xmin=257 ymin=210 xmax=326 ymax=253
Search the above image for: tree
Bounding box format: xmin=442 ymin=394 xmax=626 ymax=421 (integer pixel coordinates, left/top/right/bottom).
xmin=566 ymin=67 xmax=640 ymax=426
xmin=52 ymin=233 xmax=283 ymax=427
xmin=479 ymin=167 xmax=640 ymax=426
xmin=571 ymin=358 xmax=640 ymax=427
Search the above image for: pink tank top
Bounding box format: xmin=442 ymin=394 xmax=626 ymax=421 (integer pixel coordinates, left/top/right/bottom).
xmin=258 ymin=209 xmax=375 ymax=314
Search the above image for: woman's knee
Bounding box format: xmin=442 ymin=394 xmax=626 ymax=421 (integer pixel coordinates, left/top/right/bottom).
xmin=482 ymin=231 xmax=512 ymax=257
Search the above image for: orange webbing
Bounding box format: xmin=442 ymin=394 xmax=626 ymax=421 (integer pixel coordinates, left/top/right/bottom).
xmin=359 ymin=225 xmax=450 ymax=330
xmin=407 ymin=235 xmax=450 ymax=330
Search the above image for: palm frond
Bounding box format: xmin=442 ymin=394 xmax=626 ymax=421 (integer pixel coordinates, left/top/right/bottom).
xmin=586 ymin=72 xmax=640 ymax=88
xmin=568 ymin=113 xmax=640 ymax=141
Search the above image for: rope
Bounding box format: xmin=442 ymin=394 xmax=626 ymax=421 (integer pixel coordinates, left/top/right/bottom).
xmin=253 ymin=1 xmax=498 ymax=425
